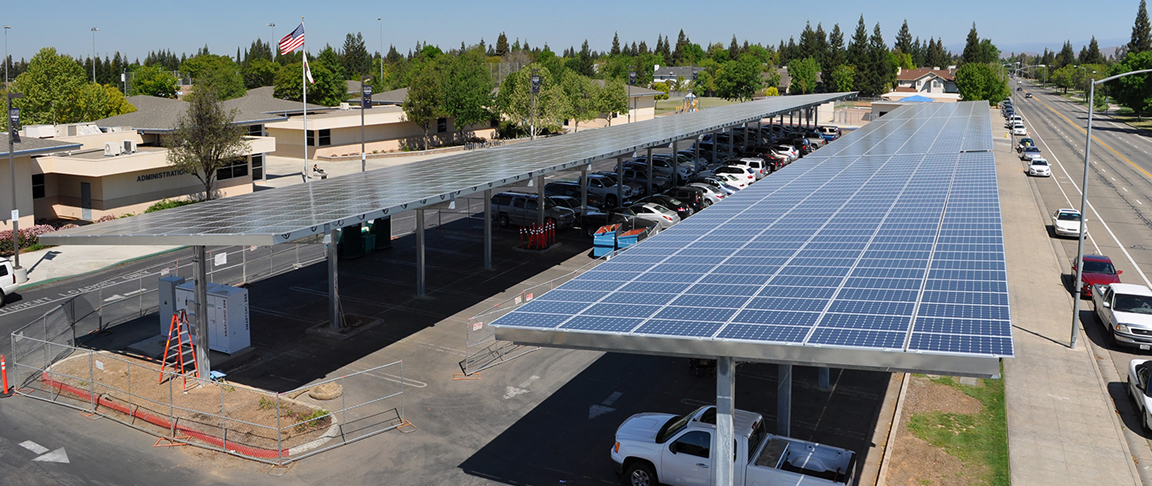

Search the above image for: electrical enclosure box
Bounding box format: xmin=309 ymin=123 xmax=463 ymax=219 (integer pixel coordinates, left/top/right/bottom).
xmin=175 ymin=281 xmax=250 ymax=354
xmin=158 ymin=275 xmax=186 ymax=335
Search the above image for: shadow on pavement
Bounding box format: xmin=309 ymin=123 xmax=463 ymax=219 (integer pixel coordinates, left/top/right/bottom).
xmin=458 ymin=352 xmax=889 ymax=485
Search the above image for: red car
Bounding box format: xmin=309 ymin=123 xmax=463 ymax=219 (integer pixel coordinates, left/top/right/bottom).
xmin=1071 ymin=255 xmax=1122 ymax=298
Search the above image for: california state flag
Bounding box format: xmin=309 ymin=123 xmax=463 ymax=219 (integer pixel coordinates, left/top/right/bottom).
xmin=303 ymin=57 xmax=315 ymax=85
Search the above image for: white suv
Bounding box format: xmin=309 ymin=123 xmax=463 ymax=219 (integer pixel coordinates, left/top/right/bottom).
xmin=0 ymin=257 xmax=18 ymax=306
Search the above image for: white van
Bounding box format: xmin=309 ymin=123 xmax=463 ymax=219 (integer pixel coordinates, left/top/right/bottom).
xmin=1005 ymin=115 xmax=1022 ymax=128
xmin=0 ymin=257 xmax=17 ymax=306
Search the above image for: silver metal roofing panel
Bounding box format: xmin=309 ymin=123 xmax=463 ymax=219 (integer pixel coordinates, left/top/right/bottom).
xmin=41 ymin=93 xmax=853 ymax=247
xmin=491 ymin=101 xmax=1008 ymax=378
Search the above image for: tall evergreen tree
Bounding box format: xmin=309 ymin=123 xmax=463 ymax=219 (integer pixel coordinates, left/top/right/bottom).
xmin=611 ymin=32 xmax=621 ymax=56
xmin=495 ymin=32 xmax=509 ymax=57
xmin=814 ymin=23 xmax=829 ymax=71
xmin=342 ymin=32 xmax=371 ymax=78
xmin=868 ymin=23 xmax=896 ymax=95
xmin=1131 ymin=0 xmax=1152 ymax=54
xmin=1084 ymin=36 xmax=1105 ymax=64
xmin=961 ymin=23 xmax=982 ymax=64
xmin=672 ymin=30 xmax=688 ymax=65
xmin=798 ymin=22 xmax=817 ymax=61
xmin=1055 ymin=40 xmax=1076 ymax=69
xmin=728 ymin=35 xmax=740 ymax=60
xmin=895 ymin=20 xmax=913 ymax=55
xmin=827 ymin=24 xmax=846 ymax=70
xmin=846 ymin=16 xmax=869 ymax=67
xmin=658 ymin=34 xmax=672 ymax=60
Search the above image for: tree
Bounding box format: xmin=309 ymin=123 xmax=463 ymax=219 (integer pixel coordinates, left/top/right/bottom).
xmin=846 ymin=16 xmax=869 ymax=68
xmin=403 ymin=60 xmax=442 ymax=149
xmin=1055 ymin=40 xmax=1076 ymax=69
xmin=496 ymin=64 xmax=569 ymax=137
xmin=610 ymin=32 xmax=621 ymax=56
xmin=894 ymin=20 xmax=914 ymax=56
xmin=831 ymin=64 xmax=856 ymax=92
xmin=100 ymin=84 xmax=136 ymax=118
xmin=1131 ymin=0 xmax=1152 ymax=55
xmin=787 ymin=57 xmax=819 ymax=94
xmin=496 ymin=32 xmax=509 ymax=57
xmin=962 ymin=23 xmax=982 ymax=64
xmin=273 ymin=60 xmax=347 ymax=106
xmin=342 ymin=32 xmax=371 ymax=79
xmin=242 ymin=59 xmax=279 ymax=89
xmin=1051 ymin=64 xmax=1078 ymax=94
xmin=561 ymin=73 xmax=598 ymax=132
xmin=827 ymin=24 xmax=846 ymax=71
xmin=595 ymin=79 xmax=627 ymax=126
xmin=180 ymin=54 xmax=245 ymax=100
xmin=10 ymin=48 xmax=88 ymax=124
xmin=440 ymin=47 xmax=494 ymax=136
xmin=130 ymin=64 xmax=178 ymax=98
xmin=955 ymin=62 xmax=1008 ymax=103
xmin=1109 ymin=51 xmax=1152 ymax=120
xmin=165 ymin=85 xmax=248 ymax=201
xmin=317 ymin=45 xmax=346 ymax=80
xmin=714 ymin=54 xmax=765 ymax=101
xmin=1081 ymin=37 xmax=1105 ymax=65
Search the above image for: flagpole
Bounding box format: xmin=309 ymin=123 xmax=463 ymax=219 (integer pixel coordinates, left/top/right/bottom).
xmin=302 ymin=17 xmax=308 ymax=182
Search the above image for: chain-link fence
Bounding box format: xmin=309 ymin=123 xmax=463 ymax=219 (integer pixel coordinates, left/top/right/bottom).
xmin=460 ymin=249 xmax=621 ymax=376
xmin=10 ymin=336 xmax=405 ymax=465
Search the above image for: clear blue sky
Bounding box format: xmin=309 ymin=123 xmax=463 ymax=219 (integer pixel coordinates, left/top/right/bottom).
xmin=0 ymin=0 xmax=1134 ymax=63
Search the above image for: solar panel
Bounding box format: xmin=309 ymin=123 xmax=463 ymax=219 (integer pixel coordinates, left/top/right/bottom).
xmin=40 ymin=93 xmax=854 ymax=247
xmin=491 ymin=101 xmax=1009 ymax=378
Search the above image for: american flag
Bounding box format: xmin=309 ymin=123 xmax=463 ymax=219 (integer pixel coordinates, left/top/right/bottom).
xmin=278 ymin=23 xmax=305 ymax=55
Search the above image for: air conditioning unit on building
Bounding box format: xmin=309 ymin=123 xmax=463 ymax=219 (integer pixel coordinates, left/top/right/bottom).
xmin=122 ymin=139 xmax=138 ymax=154
xmin=104 ymin=141 xmax=122 ymax=156
xmin=339 ymin=102 xmax=350 ymax=110
xmin=23 ymin=125 xmax=56 ymax=139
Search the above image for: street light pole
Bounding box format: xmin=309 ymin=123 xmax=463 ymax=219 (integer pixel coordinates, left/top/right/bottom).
xmin=267 ymin=23 xmax=275 ymax=59
xmin=90 ymin=27 xmax=98 ymax=83
xmin=1070 ymin=68 xmax=1152 ymax=349
xmin=361 ymin=75 xmax=372 ymax=172
xmin=3 ymin=26 xmax=9 ymax=88
xmin=378 ymin=17 xmax=383 ymax=82
xmin=7 ymin=91 xmax=23 ymax=272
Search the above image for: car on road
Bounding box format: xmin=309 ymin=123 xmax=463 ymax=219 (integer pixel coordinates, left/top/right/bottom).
xmin=1027 ymin=157 xmax=1051 ymax=177
xmin=611 ymin=405 xmax=855 ymax=486
xmin=1025 ymin=92 xmax=1033 ymax=98
xmin=1012 ymin=125 xmax=1028 ymax=136
xmin=1127 ymin=359 xmax=1152 ymax=430
xmin=1093 ymin=283 xmax=1152 ymax=349
xmin=1016 ymin=138 xmax=1034 ymax=152
xmin=0 ymin=257 xmax=17 ymax=306
xmin=1020 ymin=146 xmax=1042 ymax=161
xmin=1071 ymin=254 xmax=1122 ymax=298
xmin=1051 ymin=208 xmax=1086 ymax=238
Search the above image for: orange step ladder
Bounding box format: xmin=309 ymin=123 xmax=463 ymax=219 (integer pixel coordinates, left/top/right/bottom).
xmin=158 ymin=309 xmax=199 ymax=389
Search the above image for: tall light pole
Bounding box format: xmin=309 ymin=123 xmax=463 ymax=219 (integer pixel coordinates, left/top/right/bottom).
xmin=3 ymin=26 xmax=9 ymax=88
xmin=1070 ymin=67 xmax=1152 ymax=349
xmin=529 ymin=68 xmax=540 ymax=140
xmin=378 ymin=17 xmax=383 ymax=82
xmin=267 ymin=23 xmax=275 ymax=59
xmin=628 ymin=69 xmax=636 ymax=124
xmin=361 ymin=75 xmax=372 ymax=172
xmin=7 ymin=91 xmax=23 ymax=273
xmin=90 ymin=27 xmax=98 ymax=82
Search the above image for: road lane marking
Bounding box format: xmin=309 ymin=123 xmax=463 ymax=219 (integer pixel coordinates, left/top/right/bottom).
xmin=19 ymin=441 xmax=48 ymax=455
xmin=1044 ymin=103 xmax=1152 ymax=180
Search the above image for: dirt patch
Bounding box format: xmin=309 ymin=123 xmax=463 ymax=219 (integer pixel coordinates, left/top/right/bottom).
xmin=45 ymin=351 xmax=332 ymax=452
xmin=885 ymin=376 xmax=989 ymax=486
xmin=902 ymin=375 xmax=983 ymax=416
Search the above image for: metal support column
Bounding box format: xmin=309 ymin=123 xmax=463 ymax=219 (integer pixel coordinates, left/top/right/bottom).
xmin=645 ymin=147 xmax=653 ymax=197
xmin=743 ymin=124 xmax=749 ymax=153
xmin=193 ymin=245 xmax=209 ymax=378
xmin=715 ymin=356 xmax=736 ymax=486
xmin=777 ymin=364 xmax=792 ymax=436
xmin=672 ymin=140 xmax=679 ymax=184
xmin=328 ymin=225 xmax=340 ymax=329
xmin=616 ymin=157 xmax=623 ymax=207
xmin=580 ymin=167 xmax=589 ymax=210
xmin=416 ymin=209 xmax=425 ymax=296
xmin=727 ymin=126 xmax=733 ymax=159
xmin=818 ymin=367 xmax=830 ymax=390
xmin=483 ymin=189 xmax=492 ymax=270
xmin=536 ymin=175 xmax=545 ymax=229
xmin=710 ymin=131 xmax=718 ymax=164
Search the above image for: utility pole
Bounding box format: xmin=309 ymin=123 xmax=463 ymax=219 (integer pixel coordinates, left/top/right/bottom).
xmin=361 ymin=75 xmax=372 ymax=172
xmin=529 ymin=68 xmax=540 ymax=140
xmin=378 ymin=18 xmax=383 ymax=82
xmin=628 ymin=69 xmax=636 ymax=124
xmin=3 ymin=26 xmax=9 ymax=89
xmin=267 ymin=23 xmax=275 ymax=60
xmin=90 ymin=27 xmax=98 ymax=82
xmin=7 ymin=92 xmax=23 ymax=273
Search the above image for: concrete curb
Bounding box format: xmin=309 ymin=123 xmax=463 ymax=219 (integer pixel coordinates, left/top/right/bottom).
xmin=874 ymin=372 xmax=909 ymax=486
xmin=18 ymin=246 xmax=188 ymax=291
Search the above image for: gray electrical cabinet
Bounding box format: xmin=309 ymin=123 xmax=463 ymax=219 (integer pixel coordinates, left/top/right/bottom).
xmin=158 ymin=275 xmax=186 ymax=335
xmin=175 ymin=281 xmax=251 ymax=354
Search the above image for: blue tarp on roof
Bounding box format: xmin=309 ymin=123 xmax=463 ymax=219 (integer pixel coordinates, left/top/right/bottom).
xmin=900 ymin=94 xmax=934 ymax=102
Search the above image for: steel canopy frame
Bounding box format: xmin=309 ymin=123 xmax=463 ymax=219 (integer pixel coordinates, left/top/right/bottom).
xmin=39 ymin=93 xmax=854 ymax=247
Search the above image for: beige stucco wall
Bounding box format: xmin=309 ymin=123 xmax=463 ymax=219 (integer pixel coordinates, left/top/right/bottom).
xmin=0 ymin=153 xmax=40 ymax=231
xmin=267 ymin=108 xmax=498 ymax=159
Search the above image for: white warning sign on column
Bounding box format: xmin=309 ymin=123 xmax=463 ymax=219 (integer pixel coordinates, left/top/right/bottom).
xmin=473 ymin=321 xmax=483 ymax=331
xmin=214 ymin=252 xmax=227 ymax=267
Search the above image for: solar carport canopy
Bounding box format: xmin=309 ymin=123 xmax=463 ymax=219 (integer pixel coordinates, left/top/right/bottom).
xmin=491 ymin=101 xmax=1011 ymax=378
xmin=38 ymin=93 xmax=852 ymax=247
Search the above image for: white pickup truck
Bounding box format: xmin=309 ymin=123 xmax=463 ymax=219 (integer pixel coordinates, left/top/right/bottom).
xmin=611 ymin=405 xmax=855 ymax=486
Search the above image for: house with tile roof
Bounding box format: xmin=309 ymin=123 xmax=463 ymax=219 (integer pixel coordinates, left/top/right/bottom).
xmin=882 ymin=67 xmax=960 ymax=102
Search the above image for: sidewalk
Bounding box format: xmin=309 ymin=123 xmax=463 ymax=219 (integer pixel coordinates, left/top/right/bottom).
xmin=15 ymin=150 xmax=457 ymax=289
xmin=996 ymin=118 xmax=1141 ymax=485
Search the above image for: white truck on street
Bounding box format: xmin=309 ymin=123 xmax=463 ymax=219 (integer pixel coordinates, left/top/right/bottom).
xmin=611 ymin=405 xmax=855 ymax=486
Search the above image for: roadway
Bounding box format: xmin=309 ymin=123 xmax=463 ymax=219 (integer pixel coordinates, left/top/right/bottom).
xmin=1012 ymin=80 xmax=1152 ymax=475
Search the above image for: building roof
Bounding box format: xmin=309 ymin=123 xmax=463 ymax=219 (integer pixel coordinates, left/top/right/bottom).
xmin=653 ymin=66 xmax=700 ymax=79
xmin=897 ymin=68 xmax=955 ymax=82
xmin=0 ymin=134 xmax=82 ymax=158
xmin=232 ymin=87 xmax=327 ymax=115
xmin=591 ymin=80 xmax=663 ymax=97
xmin=94 ymin=89 xmax=326 ymax=132
xmin=371 ymin=87 xmax=407 ymax=105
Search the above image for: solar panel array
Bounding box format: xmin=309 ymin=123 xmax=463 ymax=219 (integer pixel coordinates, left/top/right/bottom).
xmin=492 ymin=101 xmax=1010 ymax=376
xmin=40 ymin=93 xmax=853 ymax=247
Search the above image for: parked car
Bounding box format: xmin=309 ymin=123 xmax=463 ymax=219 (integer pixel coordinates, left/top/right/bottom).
xmin=724 ymin=158 xmax=768 ymax=180
xmin=666 ymin=186 xmax=710 ymax=212
xmin=1093 ymin=283 xmax=1152 ymax=349
xmin=1027 ymin=157 xmax=1051 ymax=177
xmin=1012 ymin=125 xmax=1028 ymax=136
xmin=1005 ymin=115 xmax=1022 ymax=128
xmin=1127 ymin=359 xmax=1152 ymax=430
xmin=1071 ymin=254 xmax=1121 ymax=298
xmin=611 ymin=406 xmax=856 ymax=486
xmin=1020 ymin=146 xmax=1042 ymax=161
xmin=710 ymin=165 xmax=757 ymax=186
xmin=687 ymin=182 xmax=726 ymax=204
xmin=621 ymin=168 xmax=673 ymax=195
xmin=489 ymin=192 xmax=577 ymax=229
xmin=579 ymin=174 xmax=636 ymax=208
xmin=819 ymin=126 xmax=841 ymax=142
xmin=545 ymin=181 xmax=605 ymax=209
xmin=1016 ymin=138 xmax=1035 ymax=152
xmin=638 ymin=195 xmax=694 ymax=220
xmin=691 ymin=176 xmax=740 ymax=194
xmin=1051 ymin=208 xmax=1086 ymax=238
xmin=0 ymin=257 xmax=18 ymax=306
xmin=629 ymin=202 xmax=681 ymax=230
xmin=774 ymin=144 xmax=799 ymax=161
xmin=546 ymin=195 xmax=591 ymax=224
xmin=580 ymin=207 xmax=660 ymax=237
